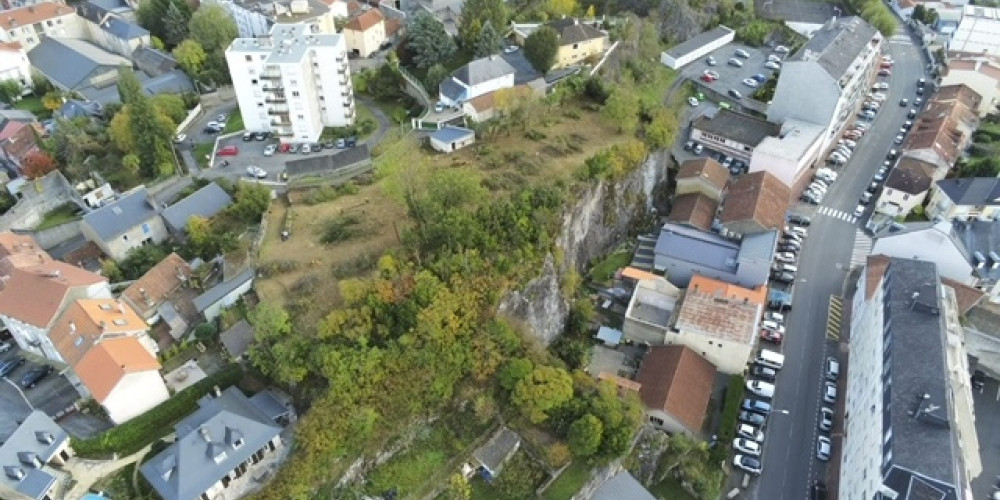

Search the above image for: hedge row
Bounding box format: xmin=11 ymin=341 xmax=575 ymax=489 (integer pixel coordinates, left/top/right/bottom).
xmin=711 ymin=375 xmax=746 ymax=463
xmin=73 ymin=364 xmax=245 ymax=458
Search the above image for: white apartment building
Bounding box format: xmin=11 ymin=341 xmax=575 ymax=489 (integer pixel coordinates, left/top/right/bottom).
xmin=226 ymin=23 xmax=354 ymax=143
xmin=768 ymin=17 xmax=882 ymax=152
xmin=0 ymin=2 xmax=87 ymax=50
xmin=840 ymin=256 xmax=980 ymax=500
xmin=0 ymin=41 xmax=32 ymax=88
xmin=204 ymin=0 xmax=347 ymax=38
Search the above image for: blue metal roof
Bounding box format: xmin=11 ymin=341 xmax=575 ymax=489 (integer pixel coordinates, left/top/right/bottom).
xmin=430 ymin=126 xmax=474 ymax=143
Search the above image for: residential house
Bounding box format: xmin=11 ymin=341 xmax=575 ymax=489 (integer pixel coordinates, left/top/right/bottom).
xmin=622 ymin=275 xmax=680 ymax=345
xmin=949 ymin=5 xmax=1000 ymax=60
xmin=141 ymin=386 xmax=285 ymax=500
xmin=80 ymin=182 xmax=114 ymax=209
xmin=160 ymin=182 xmax=234 ymax=235
xmin=635 ymin=345 xmax=716 ymax=435
xmin=460 ymin=84 xmax=541 ymax=122
xmin=470 ymin=427 xmax=520 ymax=481
xmin=0 ymin=3 xmax=87 ymax=51
xmin=0 ymin=411 xmax=73 ymax=500
xmin=132 ymin=46 xmax=180 ymax=78
xmin=671 ymin=274 xmax=765 ymax=374
xmin=767 ymin=17 xmax=883 ymax=152
xmin=193 ymin=268 xmax=255 ymax=321
xmin=653 ymin=223 xmax=777 ymax=288
xmin=74 ymin=336 xmax=169 ymax=423
xmin=941 ymin=58 xmax=1000 ymax=115
xmin=46 ymin=297 xmax=155 ymax=367
xmin=0 ymin=119 xmax=44 ymax=171
xmin=590 ymin=471 xmax=658 ymax=500
xmin=690 ymin=109 xmax=782 ymax=164
xmin=342 ymin=8 xmax=385 ymax=58
xmin=77 ymin=0 xmax=150 ymax=57
xmin=220 ymin=319 xmax=254 ymax=360
xmin=901 ymin=84 xmax=982 ymax=177
xmin=839 ymin=256 xmax=980 ymax=500
xmin=926 ymin=177 xmax=1000 ymax=221
xmin=719 ymin=171 xmax=791 ymax=237
xmin=0 ymin=232 xmax=110 ymax=361
xmin=659 ymin=25 xmax=734 ymax=69
xmin=0 ymin=42 xmax=32 ymax=88
xmin=122 ymin=252 xmax=195 ymax=339
xmin=81 ymin=187 xmax=169 ymax=261
xmin=226 ymin=23 xmax=354 ymax=144
xmin=429 ymin=126 xmax=475 ymax=153
xmin=439 ymin=55 xmax=515 ymax=107
xmin=875 ymin=157 xmax=936 ymax=218
xmin=675 ymin=158 xmax=729 ymax=201
xmin=666 ymin=193 xmax=718 ymax=231
xmin=548 ymin=18 xmax=608 ymax=69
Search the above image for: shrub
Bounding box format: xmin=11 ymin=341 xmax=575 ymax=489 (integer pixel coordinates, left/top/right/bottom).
xmin=259 ymin=259 xmax=300 ymax=277
xmin=320 ymin=215 xmax=361 ymax=244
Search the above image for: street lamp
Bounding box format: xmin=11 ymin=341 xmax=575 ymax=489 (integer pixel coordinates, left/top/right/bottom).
xmin=3 ymin=376 xmax=34 ymax=411
xmin=774 ymin=409 xmax=790 ymax=415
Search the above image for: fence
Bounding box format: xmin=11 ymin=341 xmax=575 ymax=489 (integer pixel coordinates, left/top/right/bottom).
xmin=175 ymin=103 xmax=204 ymax=134
xmin=13 ymin=220 xmax=82 ymax=248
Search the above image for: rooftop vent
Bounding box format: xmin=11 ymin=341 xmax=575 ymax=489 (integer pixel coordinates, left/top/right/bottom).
xmin=34 ymin=431 xmax=54 ymax=445
xmin=3 ymin=465 xmax=24 ymax=481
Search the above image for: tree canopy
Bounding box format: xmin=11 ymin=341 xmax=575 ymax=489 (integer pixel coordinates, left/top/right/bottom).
xmin=458 ymin=0 xmax=509 ymax=49
xmin=406 ymin=11 xmax=457 ymax=69
xmin=524 ymin=26 xmax=559 ymax=73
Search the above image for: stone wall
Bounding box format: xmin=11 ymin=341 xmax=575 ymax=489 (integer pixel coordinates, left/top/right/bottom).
xmin=0 ymin=172 xmax=86 ymax=232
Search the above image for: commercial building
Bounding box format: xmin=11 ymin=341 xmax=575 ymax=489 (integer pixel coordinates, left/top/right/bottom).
xmin=652 ymin=223 xmax=777 ymax=289
xmin=659 ymin=25 xmax=734 ymax=69
xmin=226 ymin=23 xmax=354 ymax=144
xmin=840 ymin=256 xmax=980 ymax=500
xmin=948 ymin=6 xmax=1000 ymax=59
xmin=748 ymin=119 xmax=826 ymax=189
xmin=767 ymin=17 xmax=883 ymax=152
xmin=690 ymin=109 xmax=782 ymax=164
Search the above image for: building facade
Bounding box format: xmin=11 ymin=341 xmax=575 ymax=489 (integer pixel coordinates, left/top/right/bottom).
xmin=0 ymin=3 xmax=87 ymax=51
xmin=226 ymin=23 xmax=354 ymax=144
xmin=0 ymin=42 xmax=32 ymax=88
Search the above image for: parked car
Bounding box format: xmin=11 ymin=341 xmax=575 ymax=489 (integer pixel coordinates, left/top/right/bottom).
xmin=733 ymin=438 xmax=762 ymax=456
xmin=853 ymin=205 xmax=866 ymax=218
xmin=173 ymin=133 xmax=187 ymax=144
xmin=774 ymin=45 xmax=789 ymax=54
xmin=216 ymin=113 xmax=228 ymax=123
xmin=242 ymin=131 xmax=254 ymax=141
xmin=253 ymin=131 xmax=270 ymax=141
xmin=683 ymin=140 xmax=695 ymax=151
xmin=0 ymin=340 xmax=11 ymax=353
xmin=825 ymin=357 xmax=840 ymax=380
xmin=742 ymin=399 xmax=772 ymax=415
xmin=742 ymin=78 xmax=759 ymax=88
xmin=733 ymin=455 xmax=762 ymax=475
xmin=728 ymin=89 xmax=743 ymax=99
xmin=503 ymin=45 xmax=519 ymax=54
xmin=746 ymin=380 xmax=776 ymax=399
xmin=693 ymin=144 xmax=704 ymax=155
xmin=774 ymin=252 xmax=796 ymax=264
xmin=0 ymin=356 xmax=23 ymax=376
xmin=860 ymin=192 xmax=872 ymax=205
xmin=894 ymin=134 xmax=904 ymax=144
xmin=823 ymin=381 xmax=837 ymax=403
xmin=751 ymin=365 xmax=777 ymax=381
xmin=766 ymin=54 xmax=781 ymax=63
xmin=778 ymin=244 xmax=800 ymax=253
xmin=816 ymin=436 xmax=832 ymax=461
xmin=19 ymin=365 xmax=52 ymax=388
xmin=737 ymin=423 xmax=764 ymax=442
xmin=764 ymin=61 xmax=781 ymax=70
xmin=706 ymin=56 xmax=717 ymax=65
xmin=811 ymin=481 xmax=828 ymax=500
xmin=887 ymin=149 xmax=899 ymax=160
xmin=301 ymin=144 xmax=312 ymax=154
xmin=760 ymin=320 xmax=785 ymax=333
xmin=772 ymin=272 xmax=795 ymax=284
xmin=914 ymin=97 xmax=923 ymax=106
xmin=787 ymin=214 xmax=811 ymax=226
xmin=899 ymin=98 xmax=908 ymax=107
xmin=760 ymin=329 xmax=783 ymax=344
xmin=878 ymin=68 xmax=892 ymax=77
xmin=216 ymin=145 xmax=239 ymax=156
xmin=735 ymin=48 xmax=750 ymax=58
xmin=246 ymin=166 xmax=267 ymax=179
xmin=728 ymin=58 xmax=743 ymax=67
xmin=688 ymin=97 xmax=700 ymax=106
xmin=739 ymin=410 xmax=766 ymax=425
xmin=801 ymin=193 xmax=820 ymax=205
xmin=203 ymin=122 xmax=223 ymax=134
xmin=819 ymin=407 xmax=834 ymax=431
xmin=263 ymin=144 xmax=277 ymax=156
xmin=752 ymin=73 xmax=768 ymax=83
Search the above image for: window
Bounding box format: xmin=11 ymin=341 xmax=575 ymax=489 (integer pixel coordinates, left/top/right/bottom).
xmin=258 ymin=103 xmax=264 ymax=107
xmin=649 ymin=416 xmax=664 ymax=426
xmin=902 ymin=194 xmax=909 ymax=201
xmin=297 ymin=114 xmax=304 ymax=119
xmin=46 ymin=20 xmax=52 ymax=27
xmin=245 ymin=55 xmax=252 ymax=62
xmin=251 ymin=79 xmax=258 ymax=85
xmin=122 ymin=234 xmax=129 ymax=241
xmin=113 ymin=319 xmax=127 ymax=326
xmin=292 ymin=91 xmax=300 ymax=97
xmin=233 ymin=438 xmax=244 ymax=449
xmin=573 ymin=43 xmax=579 ymax=49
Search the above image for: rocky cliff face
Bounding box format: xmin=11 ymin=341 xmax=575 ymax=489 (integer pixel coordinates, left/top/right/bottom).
xmin=498 ymin=150 xmax=669 ymax=344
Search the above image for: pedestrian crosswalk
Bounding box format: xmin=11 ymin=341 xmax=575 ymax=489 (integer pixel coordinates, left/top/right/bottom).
xmin=851 ymin=230 xmax=872 ymax=268
xmin=817 ymin=206 xmax=858 ymax=224
xmin=827 ymin=296 xmax=844 ymax=340
xmin=888 ymin=33 xmax=912 ymax=45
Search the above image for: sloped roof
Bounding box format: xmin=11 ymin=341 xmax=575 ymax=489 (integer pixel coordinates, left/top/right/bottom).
xmin=688 ymin=273 xmax=767 ymax=305
xmin=884 ymin=157 xmax=935 ymax=195
xmin=932 ymin=83 xmax=983 ymax=112
xmin=27 ymin=38 xmax=128 ymax=90
xmin=788 ymin=16 xmax=879 ymax=81
xmin=0 ymin=3 xmax=76 ymax=30
xmin=192 ymin=268 xmax=254 ymax=312
xmin=635 ymin=345 xmax=716 ymax=433
xmin=429 ymin=125 xmax=474 ymax=143
xmin=549 ymin=18 xmax=606 ymax=45
xmin=663 ymin=26 xmax=734 ymax=60
xmin=343 ymin=8 xmax=383 ymax=31
xmin=131 ymin=47 xmax=178 ymax=77
xmin=940 ymin=276 xmax=984 ymax=314
xmin=122 ymin=253 xmax=193 ymax=319
xmin=676 ymin=158 xmax=729 ymax=191
xmin=692 ymin=109 xmax=781 ymax=148
xmin=57 ymin=99 xmax=103 ymax=120
xmin=591 ymin=471 xmax=657 ymax=500
xmin=48 ymin=298 xmax=147 ymax=367
xmin=0 ymin=261 xmax=106 ymax=328
xmin=720 ymin=171 xmax=791 ymax=231
xmin=82 ymin=187 xmax=159 ymax=240
xmin=905 ymin=113 xmax=965 ymax=166
xmin=141 ymin=387 xmax=282 ymax=500
xmin=220 ymin=320 xmax=254 ymax=359
xmin=0 ymin=411 xmax=68 ymax=500
xmin=453 ymin=55 xmax=515 ymax=86
xmin=75 ymin=337 xmax=161 ymax=402
xmin=161 ymin=183 xmax=233 ymax=233
xmin=934 ymin=178 xmax=1000 ymax=206
xmin=472 ymin=427 xmax=520 ymax=473
xmin=667 ymin=193 xmax=717 ymax=231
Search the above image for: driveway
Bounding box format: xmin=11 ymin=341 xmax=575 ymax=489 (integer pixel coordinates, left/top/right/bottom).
xmin=679 ymin=43 xmax=780 ymax=109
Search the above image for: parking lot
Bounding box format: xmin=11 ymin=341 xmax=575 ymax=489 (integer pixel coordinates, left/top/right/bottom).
xmin=679 ymin=43 xmax=783 ymax=107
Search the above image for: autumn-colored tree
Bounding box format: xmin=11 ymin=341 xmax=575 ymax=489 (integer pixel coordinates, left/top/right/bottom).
xmin=547 ymin=0 xmax=579 ymax=17
xmin=173 ymin=39 xmax=207 ymax=75
xmin=512 ymin=365 xmax=574 ymax=423
xmin=21 ymin=151 xmax=57 ymax=179
xmin=41 ymin=91 xmax=64 ymax=111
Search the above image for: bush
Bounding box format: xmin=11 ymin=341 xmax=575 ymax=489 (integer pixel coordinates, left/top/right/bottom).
xmin=712 ymin=375 xmax=744 ymax=463
xmin=72 ymin=364 xmax=244 ymax=458
xmin=320 ymin=214 xmax=361 ymax=244
xmin=193 ymin=323 xmax=218 ymax=342
xmin=259 ymin=259 xmax=301 ymax=277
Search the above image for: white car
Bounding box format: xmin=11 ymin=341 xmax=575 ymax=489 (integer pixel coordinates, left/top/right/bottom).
xmin=839 ymin=139 xmax=857 ymax=149
xmin=819 ymin=407 xmax=834 ymax=431
xmin=764 ymin=61 xmax=781 ymax=70
xmin=173 ymin=133 xmax=187 ymax=144
xmin=774 ymin=45 xmax=789 ymax=54
xmin=742 ymin=78 xmax=759 ymax=88
xmin=853 ymin=205 xmax=866 ymax=218
xmin=263 ymin=144 xmax=277 ymax=156
xmin=764 ymin=311 xmax=784 ymax=323
xmin=823 ymin=381 xmax=838 ymax=403
xmin=737 ymin=423 xmax=764 ymax=442
xmin=734 ymin=455 xmax=762 ymax=475
xmin=733 ymin=438 xmax=762 ymax=456
xmin=434 ymin=102 xmax=445 ymax=113
xmin=688 ymin=97 xmax=700 ymax=107
xmin=216 ymin=113 xmax=228 ymax=123
xmin=503 ymin=45 xmax=519 ymax=53
xmin=761 ymin=321 xmax=786 ymax=334
xmin=774 ymin=252 xmax=796 ymax=264
xmin=894 ymin=134 xmax=905 ymax=144
xmin=746 ymin=380 xmax=776 ymax=398
xmin=870 ymin=92 xmax=887 ymax=102
xmin=817 ymin=168 xmax=838 ymax=179
xmin=767 ymin=54 xmax=782 ymax=63
xmin=817 ymin=436 xmax=832 ymax=461
xmin=246 ymin=166 xmax=267 ymax=179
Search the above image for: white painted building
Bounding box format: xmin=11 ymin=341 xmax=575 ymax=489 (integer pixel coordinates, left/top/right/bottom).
xmin=949 ymin=5 xmax=1000 ymax=59
xmin=0 ymin=2 xmax=87 ymax=51
xmin=226 ymin=23 xmax=354 ymax=144
xmin=204 ymin=0 xmax=348 ymax=38
xmin=0 ymin=42 xmax=32 ymax=88
xmin=439 ymin=55 xmax=515 ymax=107
xmin=941 ymin=58 xmax=1000 ymax=116
xmin=768 ymin=17 xmax=882 ymax=153
xmin=748 ymin=119 xmax=825 ymax=188
xmin=659 ymin=25 xmax=734 ymax=69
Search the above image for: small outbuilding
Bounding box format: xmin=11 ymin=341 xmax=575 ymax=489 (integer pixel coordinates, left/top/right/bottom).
xmin=429 ymin=126 xmax=475 ymax=153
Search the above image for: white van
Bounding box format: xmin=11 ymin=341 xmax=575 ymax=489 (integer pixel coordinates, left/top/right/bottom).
xmin=755 ymin=349 xmax=785 ymax=370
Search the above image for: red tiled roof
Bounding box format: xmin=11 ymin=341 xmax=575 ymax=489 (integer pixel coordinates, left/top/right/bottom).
xmin=674 ymin=282 xmax=762 ymax=345
xmin=0 ymin=3 xmax=76 ymax=30
xmin=676 ymin=158 xmax=729 ymax=191
xmin=635 ymin=345 xmax=717 ymax=433
xmin=344 ymin=8 xmax=383 ymax=32
xmin=74 ymin=337 xmax=161 ymax=403
xmin=941 ymin=277 xmax=984 ymax=315
xmin=720 ymin=171 xmax=791 ymax=230
xmin=667 ymin=193 xmax=718 ymax=231
xmin=122 ymin=253 xmax=192 ymax=319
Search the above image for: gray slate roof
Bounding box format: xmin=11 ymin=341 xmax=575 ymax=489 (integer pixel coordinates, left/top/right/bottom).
xmin=0 ymin=411 xmax=69 ymax=500
xmin=653 ymin=223 xmax=772 ymax=288
xmin=132 ymin=46 xmax=178 ymax=76
xmin=951 ymin=220 xmax=1000 ymax=281
xmin=248 ymin=390 xmax=292 ymax=422
xmin=141 ymin=387 xmax=282 ymax=500
xmin=934 ymin=177 xmax=1000 ymax=206
xmin=57 ymin=99 xmax=103 ymax=120
xmin=472 ymin=427 xmax=520 ymax=474
xmin=27 ymin=38 xmax=129 ymax=90
xmin=663 ymin=25 xmax=735 ymax=60
xmin=220 ymin=319 xmax=254 ymax=359
xmin=430 ymin=126 xmax=474 ymax=143
xmin=692 ymin=109 xmax=782 ymax=147
xmin=80 ymin=69 xmax=194 ymax=105
xmin=590 ymin=471 xmax=657 ymax=500
xmin=77 ymin=0 xmax=148 ymax=39
xmin=549 ymin=18 xmax=605 ymax=45
xmin=161 ymin=182 xmax=233 ymax=233
xmin=193 ymin=268 xmax=255 ymax=312
xmin=0 ymin=109 xmax=38 ymax=123
xmin=454 ymin=55 xmax=515 ymax=86
xmin=789 ymin=16 xmax=878 ymax=82
xmin=439 ymin=77 xmax=465 ymax=102
xmin=880 ymin=258 xmax=960 ymax=500
xmin=82 ymin=187 xmax=159 ymax=240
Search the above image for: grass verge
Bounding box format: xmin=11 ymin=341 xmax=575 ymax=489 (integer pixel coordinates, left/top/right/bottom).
xmin=223 ymin=112 xmax=245 ymax=134
xmin=541 ymin=461 xmax=592 ymax=500
xmin=35 ymin=203 xmax=80 ymax=230
xmin=14 ymin=95 xmax=51 ymax=119
xmin=588 ymin=250 xmax=632 ymax=284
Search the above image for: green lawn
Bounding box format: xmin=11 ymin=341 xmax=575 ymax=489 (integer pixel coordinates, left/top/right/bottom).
xmin=589 ymin=250 xmax=633 ymax=284
xmin=194 ymin=142 xmax=214 ymax=169
xmin=470 ymin=476 xmax=505 ymax=500
xmin=14 ymin=95 xmax=51 ymax=119
xmin=224 ymin=111 xmax=245 ymax=133
xmin=36 ymin=203 xmax=80 ymax=230
xmin=541 ymin=461 xmax=592 ymax=500
xmin=648 ymin=477 xmax=697 ymax=500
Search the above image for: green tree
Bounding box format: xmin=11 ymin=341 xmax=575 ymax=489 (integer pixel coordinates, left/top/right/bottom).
xmin=424 ymin=63 xmax=450 ymax=92
xmin=118 ymin=244 xmax=169 ymax=279
xmin=494 ymin=453 xmax=545 ymax=499
xmin=568 ymin=413 xmax=603 ymax=457
xmin=151 ymin=93 xmax=188 ymax=124
xmin=188 ymin=5 xmax=238 ymax=53
xmin=110 ymin=68 xmax=176 ymax=178
xmin=547 ymin=0 xmax=579 ymax=16
xmin=173 ymin=39 xmax=207 ymax=75
xmin=512 ymin=365 xmax=574 ymax=423
xmin=247 ymin=303 xmax=310 ymax=384
xmin=644 ymin=108 xmax=678 ymax=148
xmin=101 ymin=259 xmax=123 ymax=282
xmin=162 ymin=0 xmax=192 ymax=46
xmin=912 ymin=4 xmax=926 ymax=22
xmin=227 ymin=183 xmax=271 ymax=222
xmin=499 ymin=358 xmax=533 ymax=390
xmin=0 ymin=79 xmax=21 ymax=103
xmin=474 ymin=20 xmax=504 ymax=57
xmin=601 ymin=88 xmax=640 ymax=134
xmin=524 ymin=26 xmax=559 ymax=73
xmin=117 ymin=65 xmax=145 ymax=106
xmin=406 ymin=11 xmax=457 ymax=69
xmin=444 ymin=473 xmax=471 ymax=500
xmin=459 ymin=0 xmax=508 ymax=49
xmin=136 ymin=0 xmax=169 ymax=39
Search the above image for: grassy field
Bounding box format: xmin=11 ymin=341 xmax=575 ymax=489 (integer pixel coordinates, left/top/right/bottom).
xmin=588 ymin=250 xmax=633 ymax=285
xmin=194 ymin=142 xmax=214 ymax=169
xmin=541 ymin=461 xmax=592 ymax=500
xmin=14 ymin=95 xmax=51 ymax=119
xmin=35 ymin=203 xmax=80 ymax=230
xmin=224 ymin=111 xmax=245 ymax=133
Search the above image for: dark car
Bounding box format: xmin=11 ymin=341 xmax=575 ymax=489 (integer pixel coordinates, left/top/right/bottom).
xmin=253 ymin=131 xmax=270 ymax=141
xmin=728 ymin=89 xmax=743 ymax=99
xmin=0 ymin=356 xmax=24 ymax=377
xmin=787 ymin=214 xmax=811 ymax=226
xmin=742 ymin=398 xmax=772 ymax=414
xmin=323 ymin=140 xmax=336 ymax=149
xmin=751 ymin=365 xmax=777 ymax=381
xmin=739 ymin=410 xmax=766 ymax=425
xmin=345 ymin=136 xmax=357 ymax=147
xmin=811 ymin=481 xmax=828 ymax=500
xmin=19 ymin=365 xmax=52 ymax=388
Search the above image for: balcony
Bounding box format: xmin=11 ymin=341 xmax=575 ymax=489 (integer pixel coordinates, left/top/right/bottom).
xmin=261 ymin=85 xmax=284 ymax=92
xmin=269 ymin=112 xmax=290 ymax=122
xmin=260 ymin=70 xmax=282 ymax=80
xmin=267 ymin=105 xmax=290 ymax=113
xmin=264 ymin=96 xmax=286 ymax=103
xmin=337 ymin=67 xmax=347 ymax=75
xmin=343 ymin=96 xmax=353 ymax=107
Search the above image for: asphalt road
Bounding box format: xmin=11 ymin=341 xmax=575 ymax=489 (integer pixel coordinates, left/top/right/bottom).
xmin=748 ymin=26 xmax=928 ymax=500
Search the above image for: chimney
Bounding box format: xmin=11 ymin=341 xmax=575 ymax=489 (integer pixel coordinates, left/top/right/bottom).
xmin=117 ymin=299 xmax=125 ymax=314
xmin=69 ymin=321 xmax=76 ymax=334
xmin=213 ymin=385 xmax=221 ymax=397
xmin=199 ymin=427 xmax=211 ymax=442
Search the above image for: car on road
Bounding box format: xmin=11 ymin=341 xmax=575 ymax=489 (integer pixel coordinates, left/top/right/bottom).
xmin=878 ymin=68 xmax=892 ymax=77
xmin=728 ymin=89 xmax=742 ymax=99
xmin=246 ymin=166 xmax=267 ymax=179
xmin=216 ymin=145 xmax=239 ymax=156
xmin=774 ymin=252 xmax=796 ymax=264
xmin=434 ymin=102 xmax=446 ymax=113
xmin=203 ymin=122 xmax=223 ymax=134
xmin=761 ymin=320 xmax=785 ymax=332
xmin=765 ymin=311 xmax=784 ymax=323
xmin=887 ymin=149 xmax=899 ymax=160
xmin=733 ymin=438 xmax=762 ymax=456
xmin=735 ymin=48 xmax=750 ymax=58
xmin=216 ymin=113 xmax=228 ymax=123
xmin=742 ymin=78 xmax=759 ymax=88
xmin=760 ymin=329 xmax=783 ymax=344
xmin=263 ymin=144 xmax=277 ymax=156
xmin=819 ymin=407 xmax=834 ymax=431
xmin=737 ymin=423 xmax=764 ymax=442
xmin=0 ymin=356 xmax=23 ymax=376
xmin=503 ymin=45 xmax=519 ymax=54
xmin=742 ymin=399 xmax=772 ymax=415
xmin=687 ymin=97 xmax=699 ymax=106
xmin=903 ymin=120 xmax=913 ymax=129
xmin=917 ymin=77 xmax=926 ymax=88
xmin=746 ymin=380 xmax=776 ymax=398
xmin=19 ymin=364 xmax=52 ymax=388
xmin=728 ymin=58 xmax=743 ymax=67
xmin=173 ymin=133 xmax=187 ymax=144
xmin=825 ymin=357 xmax=840 ymax=380
xmin=908 ymin=108 xmax=917 ymax=118
xmin=816 ymin=436 xmax=832 ymax=461
xmin=853 ymin=205 xmax=866 ymax=219
xmin=894 ymin=134 xmax=904 ymax=144
xmin=706 ymin=56 xmax=717 ymax=65
xmin=860 ymin=192 xmax=872 ymax=205
xmin=914 ymin=97 xmax=923 ymax=106
xmin=823 ymin=381 xmax=838 ymax=403
xmin=733 ymin=455 xmax=762 ymax=475
xmin=899 ymin=98 xmax=908 ymax=106
xmin=764 ymin=61 xmax=781 ymax=70
xmin=739 ymin=410 xmax=766 ymax=425
xmin=787 ymin=214 xmax=811 ymax=226
xmin=811 ymin=481 xmax=828 ymax=500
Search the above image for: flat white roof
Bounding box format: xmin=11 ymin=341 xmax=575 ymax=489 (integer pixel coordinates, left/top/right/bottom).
xmin=950 ymin=6 xmax=1000 ymax=56
xmin=752 ymin=120 xmax=825 ymax=161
